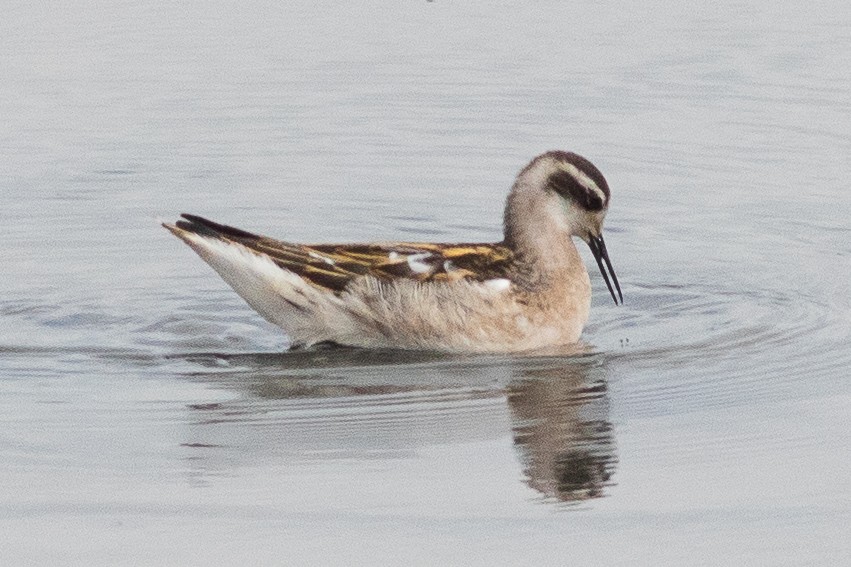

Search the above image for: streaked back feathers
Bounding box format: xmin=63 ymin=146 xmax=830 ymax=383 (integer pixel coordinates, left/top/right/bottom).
xmin=175 ymin=214 xmax=514 ymax=294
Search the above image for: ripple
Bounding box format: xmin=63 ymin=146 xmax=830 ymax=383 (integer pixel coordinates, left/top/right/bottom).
xmin=592 ymin=276 xmax=851 ymax=417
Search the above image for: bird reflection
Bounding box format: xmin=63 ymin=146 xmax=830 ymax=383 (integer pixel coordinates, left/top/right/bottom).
xmin=175 ymin=347 xmax=617 ymax=503
xmin=507 ymin=359 xmax=617 ymax=502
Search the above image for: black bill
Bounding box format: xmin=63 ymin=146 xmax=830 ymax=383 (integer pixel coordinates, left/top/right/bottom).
xmin=587 ymin=235 xmax=623 ymax=305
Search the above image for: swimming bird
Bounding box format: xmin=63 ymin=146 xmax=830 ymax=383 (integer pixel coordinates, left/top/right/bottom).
xmin=163 ymin=150 xmax=622 ymax=353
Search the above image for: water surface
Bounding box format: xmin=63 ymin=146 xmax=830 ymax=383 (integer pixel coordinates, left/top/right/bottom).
xmin=1 ymin=1 xmax=850 ymax=565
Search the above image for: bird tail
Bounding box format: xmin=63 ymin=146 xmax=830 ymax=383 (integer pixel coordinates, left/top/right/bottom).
xmin=162 ymin=214 xmax=341 ymax=346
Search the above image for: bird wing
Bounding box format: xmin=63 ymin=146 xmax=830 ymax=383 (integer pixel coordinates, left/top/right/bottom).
xmin=172 ymin=214 xmax=513 ymax=293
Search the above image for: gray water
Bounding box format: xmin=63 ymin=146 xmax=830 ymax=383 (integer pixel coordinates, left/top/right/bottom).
xmin=2 ymin=1 xmax=850 ymax=565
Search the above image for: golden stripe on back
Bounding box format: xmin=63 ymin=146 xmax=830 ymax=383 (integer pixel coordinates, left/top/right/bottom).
xmin=182 ymin=218 xmax=514 ymax=293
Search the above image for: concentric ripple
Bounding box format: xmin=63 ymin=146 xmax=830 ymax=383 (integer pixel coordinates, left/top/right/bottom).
xmin=588 ymin=271 xmax=851 ymax=418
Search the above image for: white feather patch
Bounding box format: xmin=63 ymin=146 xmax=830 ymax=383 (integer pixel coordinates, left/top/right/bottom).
xmin=406 ymin=253 xmax=432 ymax=274
xmin=484 ymin=278 xmax=511 ymax=291
xmin=308 ymin=251 xmax=336 ymax=265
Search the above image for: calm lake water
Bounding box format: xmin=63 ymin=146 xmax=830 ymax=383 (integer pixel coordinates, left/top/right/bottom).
xmin=2 ymin=1 xmax=850 ymax=565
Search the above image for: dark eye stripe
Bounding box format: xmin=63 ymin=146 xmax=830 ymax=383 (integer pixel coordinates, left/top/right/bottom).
xmin=560 ymin=152 xmax=610 ymax=201
xmin=547 ymin=170 xmax=606 ymax=211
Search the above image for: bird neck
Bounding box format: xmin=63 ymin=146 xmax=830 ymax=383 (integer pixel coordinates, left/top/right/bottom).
xmin=503 ymin=187 xmax=587 ymax=290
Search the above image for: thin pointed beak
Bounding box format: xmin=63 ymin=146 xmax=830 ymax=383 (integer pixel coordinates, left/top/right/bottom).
xmin=587 ymin=234 xmax=623 ymax=305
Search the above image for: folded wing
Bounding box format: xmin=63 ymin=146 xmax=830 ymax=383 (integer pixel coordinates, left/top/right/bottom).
xmin=172 ymin=214 xmax=513 ymax=293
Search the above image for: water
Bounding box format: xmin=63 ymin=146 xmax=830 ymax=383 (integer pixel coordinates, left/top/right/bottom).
xmin=2 ymin=1 xmax=850 ymax=564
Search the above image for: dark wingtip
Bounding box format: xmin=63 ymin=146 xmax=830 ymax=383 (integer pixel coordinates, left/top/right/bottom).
xmin=173 ymin=214 xmax=261 ymax=239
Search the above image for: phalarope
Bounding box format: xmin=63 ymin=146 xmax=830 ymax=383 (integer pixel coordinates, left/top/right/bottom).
xmin=164 ymin=150 xmax=622 ymax=352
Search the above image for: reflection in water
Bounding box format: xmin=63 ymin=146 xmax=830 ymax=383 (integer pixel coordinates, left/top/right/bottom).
xmin=177 ymin=348 xmax=617 ymax=504
xmin=508 ymin=360 xmax=616 ymax=502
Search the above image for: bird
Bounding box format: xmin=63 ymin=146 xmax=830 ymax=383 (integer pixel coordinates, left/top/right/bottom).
xmin=163 ymin=150 xmax=622 ymax=353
